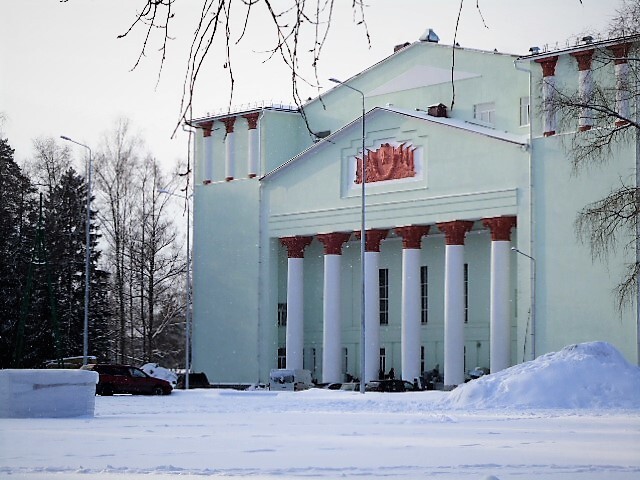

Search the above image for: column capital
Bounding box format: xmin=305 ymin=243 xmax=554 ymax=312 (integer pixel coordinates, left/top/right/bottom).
xmin=395 ymin=225 xmax=430 ymax=249
xmin=437 ymin=220 xmax=474 ymax=245
xmin=280 ymin=236 xmax=313 ymax=258
xmin=570 ymin=49 xmax=594 ymax=71
xmin=222 ymin=116 xmax=236 ymax=134
xmin=535 ymin=56 xmax=558 ymax=77
xmin=317 ymin=232 xmax=351 ymax=255
xmin=608 ymin=43 xmax=632 ymax=65
xmin=201 ymin=120 xmax=214 ymax=137
xmin=243 ymin=112 xmax=260 ymax=130
xmin=482 ymin=216 xmax=517 ymax=241
xmin=355 ymin=229 xmax=388 ymax=252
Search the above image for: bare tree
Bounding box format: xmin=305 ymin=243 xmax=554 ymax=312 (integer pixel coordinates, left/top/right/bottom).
xmin=94 ymin=118 xmax=142 ymax=362
xmin=110 ymin=1 xmax=370 ymax=133
xmin=549 ymin=0 xmax=640 ymax=305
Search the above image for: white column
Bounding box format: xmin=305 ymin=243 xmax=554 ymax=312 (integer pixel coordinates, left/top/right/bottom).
xmin=222 ymin=117 xmax=236 ymax=181
xmin=286 ymin=257 xmax=304 ymax=370
xmin=396 ymin=225 xmax=429 ymax=382
xmin=281 ymin=236 xmax=312 ymax=371
xmin=578 ymin=68 xmax=594 ymax=130
xmin=364 ymin=250 xmax=380 ymax=383
xmin=438 ymin=220 xmax=473 ymax=387
xmin=323 ymin=254 xmax=342 ymax=383
xmin=204 ymin=136 xmax=213 ymax=183
xmin=483 ymin=215 xmax=517 ymax=374
xmin=536 ymin=56 xmax=558 ymax=137
xmin=615 ymin=62 xmax=630 ymax=123
xmin=247 ymin=128 xmax=259 ymax=178
xmin=225 ymin=131 xmax=235 ymax=181
xmin=444 ymin=244 xmax=465 ymax=386
xmin=401 ymin=248 xmax=421 ymax=382
xmin=490 ymin=241 xmax=511 ymax=372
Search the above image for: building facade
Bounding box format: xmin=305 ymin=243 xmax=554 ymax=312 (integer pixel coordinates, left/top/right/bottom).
xmin=190 ymin=31 xmax=640 ymax=386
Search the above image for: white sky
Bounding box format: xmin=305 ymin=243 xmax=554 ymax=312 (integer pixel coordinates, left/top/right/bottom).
xmin=1 ymin=0 xmax=619 ymax=173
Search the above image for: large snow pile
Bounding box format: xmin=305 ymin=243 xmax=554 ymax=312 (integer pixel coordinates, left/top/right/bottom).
xmin=441 ymin=341 xmax=640 ymax=409
xmin=141 ymin=363 xmax=178 ymax=386
xmin=0 ymin=369 xmax=98 ymax=418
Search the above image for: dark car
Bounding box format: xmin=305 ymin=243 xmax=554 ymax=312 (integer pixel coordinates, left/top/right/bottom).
xmin=83 ymin=364 xmax=173 ymax=396
xmin=366 ymin=379 xmax=414 ymax=392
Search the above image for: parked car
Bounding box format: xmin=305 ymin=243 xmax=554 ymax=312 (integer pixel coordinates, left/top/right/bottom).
xmin=82 ymin=364 xmax=173 ymax=396
xmin=366 ymin=379 xmax=417 ymax=392
xmin=339 ymin=382 xmax=361 ymax=391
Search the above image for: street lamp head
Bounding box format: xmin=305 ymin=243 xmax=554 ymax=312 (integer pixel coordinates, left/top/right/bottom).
xmin=511 ymin=246 xmax=517 ymax=251
xmin=60 ymin=135 xmax=71 ymax=141
xmin=328 ymin=78 xmax=342 ymax=84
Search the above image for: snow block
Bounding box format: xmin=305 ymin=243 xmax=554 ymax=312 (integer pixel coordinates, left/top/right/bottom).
xmin=0 ymin=369 xmax=99 ymax=418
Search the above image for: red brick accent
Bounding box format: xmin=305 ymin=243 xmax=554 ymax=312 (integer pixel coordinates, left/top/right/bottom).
xmin=395 ymin=225 xmax=430 ymax=249
xmin=201 ymin=121 xmax=214 ymax=137
xmin=317 ymin=232 xmax=351 ymax=255
xmin=571 ymin=49 xmax=594 ymax=71
xmin=280 ymin=236 xmax=313 ymax=258
xmin=222 ymin=117 xmax=236 ymax=134
xmin=608 ymin=43 xmax=632 ymax=65
xmin=437 ymin=221 xmax=474 ymax=246
xmin=355 ymin=229 xmax=389 ymax=252
xmin=482 ymin=216 xmax=517 ymax=242
xmin=535 ymin=56 xmax=558 ymax=77
xmin=243 ymin=112 xmax=260 ymax=130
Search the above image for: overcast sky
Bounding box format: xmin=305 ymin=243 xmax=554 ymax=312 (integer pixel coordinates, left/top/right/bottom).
xmin=1 ymin=0 xmax=619 ymax=174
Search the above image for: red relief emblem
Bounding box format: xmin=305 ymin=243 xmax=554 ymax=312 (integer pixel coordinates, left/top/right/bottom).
xmin=355 ymin=143 xmax=417 ymax=184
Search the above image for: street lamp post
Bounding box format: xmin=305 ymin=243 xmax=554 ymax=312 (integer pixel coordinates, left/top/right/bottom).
xmin=329 ymin=77 xmax=367 ymax=393
xmin=511 ymin=247 xmax=536 ymax=360
xmin=159 ymin=188 xmax=192 ymax=390
xmin=60 ymin=135 xmax=92 ymax=367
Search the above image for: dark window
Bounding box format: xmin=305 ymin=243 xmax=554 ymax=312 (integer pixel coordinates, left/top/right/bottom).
xmin=464 ymin=263 xmax=469 ymax=323
xmin=277 ymin=347 xmax=286 ymax=369
xmin=379 ymin=268 xmax=389 ymax=325
xmin=277 ymin=303 xmax=287 ymax=327
xmin=421 ymin=265 xmax=428 ymax=324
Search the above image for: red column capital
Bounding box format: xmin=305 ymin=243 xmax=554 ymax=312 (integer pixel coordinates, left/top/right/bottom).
xmin=482 ymin=216 xmax=517 ymax=242
xmin=570 ymin=49 xmax=594 ymax=71
xmin=201 ymin=120 xmax=214 ymax=137
xmin=437 ymin=220 xmax=474 ymax=246
xmin=243 ymin=112 xmax=260 ymax=130
xmin=608 ymin=43 xmax=632 ymax=65
xmin=395 ymin=225 xmax=430 ymax=249
xmin=355 ymin=229 xmax=388 ymax=252
xmin=317 ymin=232 xmax=351 ymax=255
xmin=281 ymin=236 xmax=313 ymax=258
xmin=222 ymin=117 xmax=236 ymax=134
xmin=535 ymin=56 xmax=558 ymax=77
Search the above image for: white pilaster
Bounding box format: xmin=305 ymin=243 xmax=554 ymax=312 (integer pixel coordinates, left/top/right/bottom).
xmin=615 ymin=62 xmax=630 ymax=121
xmin=542 ymin=75 xmax=557 ymax=135
xmin=490 ymin=240 xmax=511 ymax=373
xmin=286 ymin=257 xmax=304 ymax=370
xmin=578 ymin=69 xmax=594 ymax=130
xmin=322 ymin=254 xmax=342 ymax=383
xmin=444 ymin=244 xmax=465 ymax=386
xmin=203 ymin=136 xmax=213 ymax=183
xmin=401 ymin=248 xmax=421 ymax=382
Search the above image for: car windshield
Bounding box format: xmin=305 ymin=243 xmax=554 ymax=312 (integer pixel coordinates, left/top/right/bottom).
xmin=130 ymin=368 xmax=147 ymax=378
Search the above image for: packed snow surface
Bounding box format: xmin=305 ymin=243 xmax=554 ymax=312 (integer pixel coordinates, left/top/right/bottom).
xmin=1 ymin=342 xmax=639 ymax=479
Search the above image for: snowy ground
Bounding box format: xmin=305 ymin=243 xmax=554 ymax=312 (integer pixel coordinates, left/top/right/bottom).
xmin=1 ymin=342 xmax=640 ymax=480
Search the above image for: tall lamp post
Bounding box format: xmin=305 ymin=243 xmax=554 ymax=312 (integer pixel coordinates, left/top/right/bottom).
xmin=329 ymin=77 xmax=367 ymax=393
xmin=60 ymin=135 xmax=92 ymax=367
xmin=159 ymin=188 xmax=192 ymax=389
xmin=511 ymin=247 xmax=536 ymax=360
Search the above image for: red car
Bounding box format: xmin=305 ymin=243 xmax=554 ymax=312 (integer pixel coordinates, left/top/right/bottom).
xmin=83 ymin=364 xmax=173 ymax=396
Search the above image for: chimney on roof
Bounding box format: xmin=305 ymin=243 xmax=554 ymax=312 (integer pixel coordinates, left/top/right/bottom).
xmin=427 ymin=103 xmax=447 ymax=118
xmin=394 ymin=42 xmax=411 ymax=52
xmin=419 ymin=28 xmax=439 ymax=43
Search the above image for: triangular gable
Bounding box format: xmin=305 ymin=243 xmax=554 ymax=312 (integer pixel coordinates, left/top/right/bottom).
xmin=262 ymin=106 xmax=528 ymax=181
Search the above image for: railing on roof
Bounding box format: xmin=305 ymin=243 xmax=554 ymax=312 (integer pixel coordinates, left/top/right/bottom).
xmin=204 ymin=100 xmax=299 ymax=118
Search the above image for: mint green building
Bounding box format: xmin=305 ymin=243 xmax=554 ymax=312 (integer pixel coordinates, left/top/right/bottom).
xmin=190 ymin=31 xmax=640 ymax=386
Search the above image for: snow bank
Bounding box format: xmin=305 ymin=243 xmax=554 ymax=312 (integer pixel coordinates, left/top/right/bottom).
xmin=441 ymin=342 xmax=640 ymax=409
xmin=141 ymin=363 xmax=178 ymax=386
xmin=0 ymin=369 xmax=98 ymax=418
